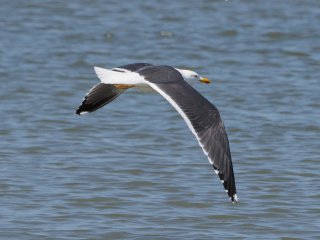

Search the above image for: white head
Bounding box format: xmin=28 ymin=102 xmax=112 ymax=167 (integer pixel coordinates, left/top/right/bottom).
xmin=175 ymin=68 xmax=211 ymax=84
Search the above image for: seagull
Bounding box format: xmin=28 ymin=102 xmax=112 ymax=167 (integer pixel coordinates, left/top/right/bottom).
xmin=76 ymin=63 xmax=238 ymax=203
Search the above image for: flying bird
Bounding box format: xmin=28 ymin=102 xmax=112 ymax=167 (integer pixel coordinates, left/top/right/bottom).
xmin=76 ymin=63 xmax=238 ymax=203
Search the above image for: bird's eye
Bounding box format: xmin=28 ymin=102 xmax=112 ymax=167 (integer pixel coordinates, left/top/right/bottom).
xmin=194 ymin=74 xmax=198 ymax=78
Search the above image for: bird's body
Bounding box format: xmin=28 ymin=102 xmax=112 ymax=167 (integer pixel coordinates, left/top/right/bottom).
xmin=76 ymin=63 xmax=238 ymax=203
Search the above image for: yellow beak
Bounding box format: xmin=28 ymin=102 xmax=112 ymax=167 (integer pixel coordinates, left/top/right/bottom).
xmin=199 ymin=77 xmax=211 ymax=84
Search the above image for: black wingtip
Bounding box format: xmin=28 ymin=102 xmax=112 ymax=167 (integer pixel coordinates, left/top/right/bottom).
xmin=212 ymin=165 xmax=238 ymax=203
xmin=231 ymin=194 xmax=239 ymax=204
xmin=75 ymin=104 xmax=88 ymax=115
xmin=75 ymin=108 xmax=82 ymax=115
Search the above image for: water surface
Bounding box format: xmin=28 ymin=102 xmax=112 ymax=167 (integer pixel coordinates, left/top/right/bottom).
xmin=1 ymin=0 xmax=320 ymax=239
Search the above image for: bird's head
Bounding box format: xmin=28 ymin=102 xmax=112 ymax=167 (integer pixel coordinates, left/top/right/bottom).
xmin=176 ymin=69 xmax=211 ymax=84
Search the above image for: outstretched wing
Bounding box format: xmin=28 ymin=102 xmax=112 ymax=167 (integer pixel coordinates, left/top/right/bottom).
xmin=76 ymin=83 xmax=124 ymax=115
xmin=76 ymin=63 xmax=153 ymax=115
xmin=139 ymin=66 xmax=237 ymax=202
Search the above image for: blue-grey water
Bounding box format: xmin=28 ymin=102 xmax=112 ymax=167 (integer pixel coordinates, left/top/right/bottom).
xmin=1 ymin=1 xmax=320 ymax=239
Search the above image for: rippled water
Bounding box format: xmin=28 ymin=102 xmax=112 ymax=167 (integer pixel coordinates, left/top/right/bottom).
xmin=1 ymin=1 xmax=320 ymax=239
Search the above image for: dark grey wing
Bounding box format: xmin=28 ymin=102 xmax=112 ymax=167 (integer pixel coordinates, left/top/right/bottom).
xmin=76 ymin=63 xmax=153 ymax=115
xmin=76 ymin=83 xmax=124 ymax=115
xmin=139 ymin=66 xmax=237 ymax=202
xmin=116 ymin=63 xmax=153 ymax=72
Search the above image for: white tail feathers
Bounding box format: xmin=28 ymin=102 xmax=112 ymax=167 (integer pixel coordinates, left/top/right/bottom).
xmin=94 ymin=66 xmax=145 ymax=85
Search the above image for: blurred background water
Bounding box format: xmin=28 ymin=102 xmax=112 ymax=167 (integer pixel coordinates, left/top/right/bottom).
xmin=1 ymin=0 xmax=320 ymax=239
